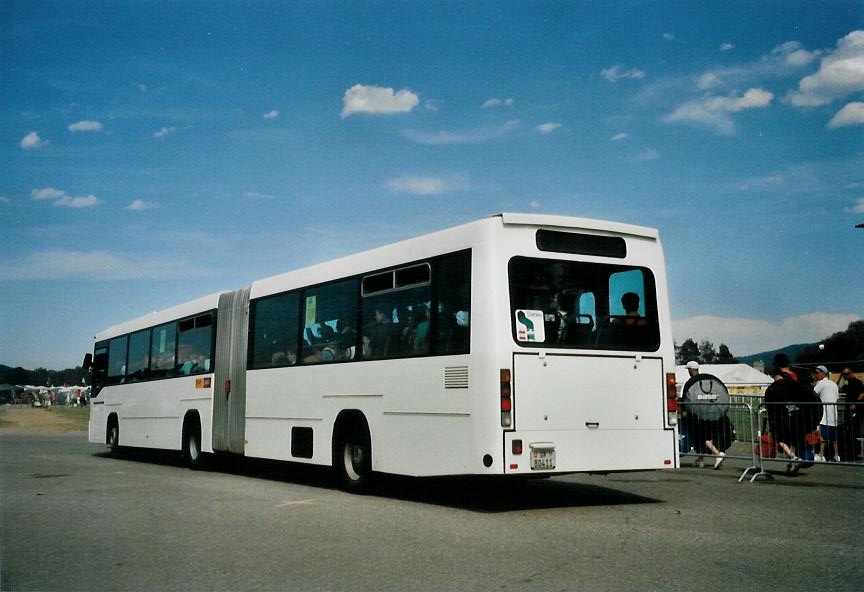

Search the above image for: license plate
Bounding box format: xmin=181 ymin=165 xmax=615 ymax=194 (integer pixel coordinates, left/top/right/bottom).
xmin=530 ymin=446 xmax=556 ymax=470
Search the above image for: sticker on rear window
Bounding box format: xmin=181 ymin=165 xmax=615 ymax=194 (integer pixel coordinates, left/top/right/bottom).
xmin=515 ymin=310 xmax=545 ymax=342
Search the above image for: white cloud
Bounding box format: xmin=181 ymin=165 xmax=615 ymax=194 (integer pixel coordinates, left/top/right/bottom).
xmin=340 ymin=84 xmax=419 ymax=118
xmin=845 ymin=197 xmax=864 ymax=214
xmin=263 ymin=110 xmax=279 ymax=119
xmin=772 ymin=41 xmax=820 ymax=68
xmin=136 ymin=83 xmax=148 ymax=92
xmin=151 ymin=126 xmax=176 ymax=139
xmin=402 ymin=119 xmax=520 ymax=145
xmin=611 ymin=132 xmax=629 ymax=141
xmin=786 ymin=30 xmax=864 ymax=107
xmin=20 ymin=131 xmax=46 ymax=150
xmin=663 ymin=33 xmax=675 ymax=41
xmin=535 ymin=122 xmax=561 ymax=134
xmin=68 ymin=120 xmax=103 ymax=132
xmin=738 ymin=174 xmax=785 ymax=191
xmin=828 ymin=101 xmax=864 ymax=129
xmin=55 ymin=195 xmax=99 ymax=208
xmin=31 ymin=187 xmax=66 ymax=200
xmin=673 ymin=312 xmax=860 ymax=356
xmin=601 ymin=64 xmax=646 ymax=82
xmin=633 ymin=148 xmax=660 ymax=162
xmin=126 ymin=199 xmax=157 ymax=211
xmin=705 ymin=88 xmax=773 ymax=112
xmin=482 ymin=97 xmax=514 ymax=109
xmin=30 ymin=187 xmax=99 ymax=208
xmin=385 ymin=175 xmax=466 ymax=195
xmin=720 ymin=43 xmax=735 ymax=52
xmin=0 ymin=250 xmax=213 ymax=280
xmin=664 ymin=88 xmax=773 ymax=135
xmin=664 ymin=102 xmax=737 ymax=136
xmin=698 ymin=73 xmax=721 ymax=90
xmin=529 ymin=200 xmax=541 ymax=209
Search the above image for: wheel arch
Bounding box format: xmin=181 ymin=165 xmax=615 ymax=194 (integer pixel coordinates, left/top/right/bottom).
xmin=106 ymin=412 xmax=119 ymax=445
xmin=182 ymin=409 xmax=202 ymax=449
xmin=332 ymin=410 xmax=371 ymax=453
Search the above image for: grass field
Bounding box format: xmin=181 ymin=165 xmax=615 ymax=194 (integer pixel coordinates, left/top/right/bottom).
xmin=0 ymin=405 xmax=90 ymax=433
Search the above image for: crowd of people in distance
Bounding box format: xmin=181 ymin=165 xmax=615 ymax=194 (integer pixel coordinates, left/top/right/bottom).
xmin=680 ymin=352 xmax=864 ymax=476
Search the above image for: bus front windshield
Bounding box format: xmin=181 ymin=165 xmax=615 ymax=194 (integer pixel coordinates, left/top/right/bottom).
xmin=509 ymin=257 xmax=660 ymax=352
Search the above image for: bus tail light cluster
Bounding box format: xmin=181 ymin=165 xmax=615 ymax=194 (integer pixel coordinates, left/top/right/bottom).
xmin=665 ymin=372 xmax=678 ymax=426
xmin=500 ymin=368 xmax=513 ymax=428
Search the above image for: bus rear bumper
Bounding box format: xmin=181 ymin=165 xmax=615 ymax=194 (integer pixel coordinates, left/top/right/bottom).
xmin=503 ymin=429 xmax=678 ymax=474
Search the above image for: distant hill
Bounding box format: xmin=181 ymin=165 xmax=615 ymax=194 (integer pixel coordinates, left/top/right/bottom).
xmin=736 ymin=343 xmax=811 ymax=369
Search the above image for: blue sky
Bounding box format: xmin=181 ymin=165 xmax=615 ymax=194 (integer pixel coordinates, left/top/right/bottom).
xmin=1 ymin=1 xmax=862 ymax=370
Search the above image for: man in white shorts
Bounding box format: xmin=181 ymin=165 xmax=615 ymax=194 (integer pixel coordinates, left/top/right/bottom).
xmin=813 ymin=365 xmax=840 ymax=462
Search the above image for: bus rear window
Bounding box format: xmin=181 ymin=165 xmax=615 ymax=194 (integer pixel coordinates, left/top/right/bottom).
xmin=508 ymin=257 xmax=660 ymax=352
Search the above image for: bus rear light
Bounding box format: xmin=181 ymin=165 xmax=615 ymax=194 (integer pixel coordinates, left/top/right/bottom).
xmin=500 ymin=369 xmax=513 ymax=428
xmin=512 ymin=439 xmax=523 ymax=455
xmin=665 ymin=372 xmax=678 ymax=425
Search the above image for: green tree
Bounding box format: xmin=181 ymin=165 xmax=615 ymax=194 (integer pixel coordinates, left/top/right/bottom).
xmin=716 ymin=344 xmax=737 ymax=364
xmin=796 ymin=320 xmax=864 ymax=367
xmin=699 ymin=340 xmax=717 ymax=364
xmin=676 ymin=339 xmax=700 ymax=365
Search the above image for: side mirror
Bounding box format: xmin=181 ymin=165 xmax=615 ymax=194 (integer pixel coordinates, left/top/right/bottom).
xmin=82 ymin=353 xmax=93 ymax=371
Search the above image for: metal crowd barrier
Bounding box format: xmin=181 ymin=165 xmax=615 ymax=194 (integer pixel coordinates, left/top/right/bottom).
xmin=678 ymin=401 xmax=864 ymax=483
xmin=678 ymin=401 xmax=759 ymax=482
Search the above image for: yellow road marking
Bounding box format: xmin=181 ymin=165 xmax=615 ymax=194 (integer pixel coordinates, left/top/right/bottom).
xmin=276 ymin=499 xmax=316 ymax=507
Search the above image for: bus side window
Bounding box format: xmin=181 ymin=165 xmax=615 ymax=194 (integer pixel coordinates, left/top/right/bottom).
xmin=435 ymin=251 xmax=471 ymax=355
xmin=127 ymin=329 xmax=151 ymax=382
xmin=150 ymin=322 xmax=177 ymax=378
xmin=301 ymin=279 xmax=357 ymax=365
xmin=107 ymin=335 xmax=128 ymax=385
xmin=176 ymin=314 xmax=214 ymax=375
xmin=249 ymin=293 xmax=300 ymax=368
xmin=92 ymin=343 xmax=109 ymax=387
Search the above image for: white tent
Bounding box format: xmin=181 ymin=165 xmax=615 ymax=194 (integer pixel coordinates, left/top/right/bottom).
xmin=675 ymin=363 xmax=773 ymax=396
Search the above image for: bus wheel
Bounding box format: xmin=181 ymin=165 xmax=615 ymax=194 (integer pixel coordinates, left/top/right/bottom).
xmin=183 ymin=418 xmax=205 ymax=470
xmin=335 ymin=425 xmax=372 ymax=493
xmin=107 ymin=418 xmax=120 ymax=457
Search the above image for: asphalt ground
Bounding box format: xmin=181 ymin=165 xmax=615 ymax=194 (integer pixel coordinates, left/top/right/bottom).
xmin=1 ymin=432 xmax=862 ymax=591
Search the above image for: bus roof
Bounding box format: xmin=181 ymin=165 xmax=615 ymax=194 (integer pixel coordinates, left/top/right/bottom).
xmin=497 ymin=212 xmax=659 ymax=240
xmin=94 ymin=291 xmax=223 ymax=342
xmin=93 ymin=212 xmax=659 ymax=340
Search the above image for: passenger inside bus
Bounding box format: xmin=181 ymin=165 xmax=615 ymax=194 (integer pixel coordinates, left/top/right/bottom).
xmin=365 ymin=307 xmax=396 ymax=358
xmin=609 ymin=292 xmax=650 ymax=347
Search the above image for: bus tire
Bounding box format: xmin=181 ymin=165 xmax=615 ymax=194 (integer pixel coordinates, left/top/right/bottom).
xmin=107 ymin=416 xmax=120 ymax=457
xmin=333 ymin=419 xmax=373 ymax=493
xmin=183 ymin=415 xmax=206 ymax=470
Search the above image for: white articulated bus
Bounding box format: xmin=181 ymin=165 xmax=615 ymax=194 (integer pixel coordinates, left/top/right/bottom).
xmin=87 ymin=213 xmax=679 ymax=491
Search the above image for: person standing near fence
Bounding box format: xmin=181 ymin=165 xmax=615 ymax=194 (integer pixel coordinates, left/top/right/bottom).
xmin=765 ymin=367 xmax=823 ymax=474
xmin=839 ymin=368 xmax=864 ymax=459
xmin=773 ymin=353 xmax=798 ymax=381
xmin=681 ymin=362 xmax=732 ymax=469
xmin=813 ymin=365 xmax=840 ymax=462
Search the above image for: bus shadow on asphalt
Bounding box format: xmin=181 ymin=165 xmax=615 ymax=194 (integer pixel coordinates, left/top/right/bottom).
xmin=95 ymin=448 xmax=661 ymax=512
xmin=376 ymin=475 xmax=663 ymax=512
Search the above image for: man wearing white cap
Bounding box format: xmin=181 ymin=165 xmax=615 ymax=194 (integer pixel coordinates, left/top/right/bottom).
xmin=686 ymin=360 xmax=699 ymax=377
xmin=813 ymin=365 xmax=840 ymax=462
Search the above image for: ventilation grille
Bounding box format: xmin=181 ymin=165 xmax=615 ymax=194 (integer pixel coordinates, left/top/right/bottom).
xmin=444 ymin=366 xmax=469 ymax=389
